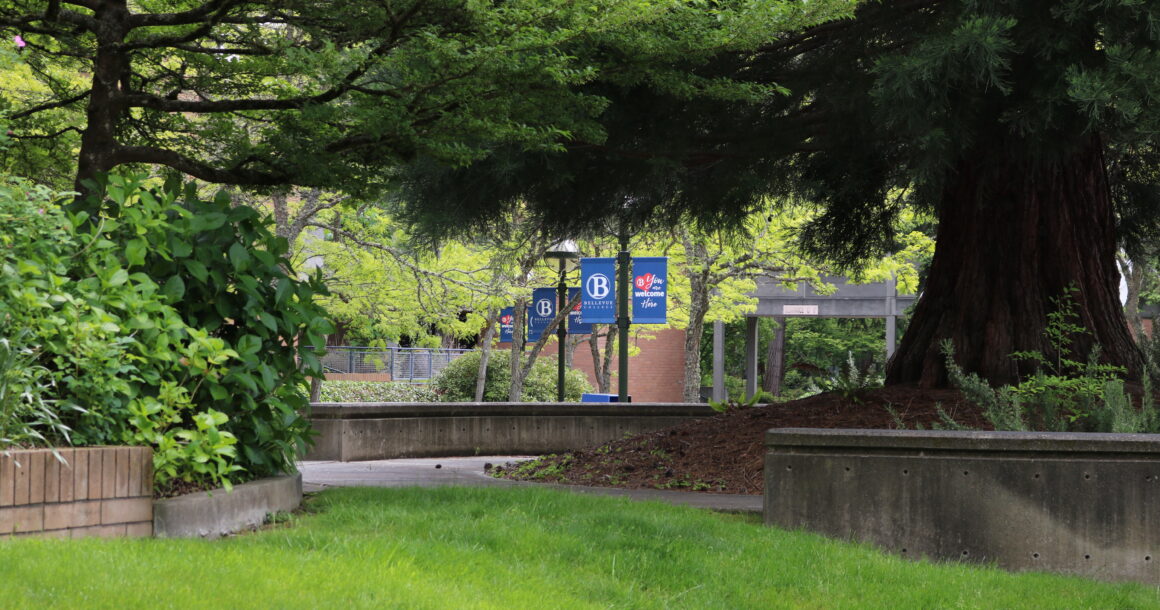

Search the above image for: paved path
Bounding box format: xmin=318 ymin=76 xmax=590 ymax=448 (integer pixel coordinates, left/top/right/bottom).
xmin=300 ymin=457 xmax=762 ymax=514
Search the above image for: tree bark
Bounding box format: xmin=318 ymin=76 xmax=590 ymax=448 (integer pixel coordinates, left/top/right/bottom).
xmin=887 ymin=134 xmax=1142 ymax=387
xmin=475 ymin=309 xmax=499 ymax=402
xmin=508 ymin=298 xmax=528 ymax=401
xmin=1119 ymin=254 xmax=1145 ymax=340
xmin=74 ymin=1 xmax=131 ymax=199
xmin=588 ymin=326 xmax=615 ymax=393
xmin=762 ymin=317 xmax=786 ymax=395
xmin=682 ymin=282 xmax=710 ymax=403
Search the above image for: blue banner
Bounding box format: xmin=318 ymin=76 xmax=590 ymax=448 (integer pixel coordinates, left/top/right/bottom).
xmin=580 ymin=257 xmax=616 ymax=324
xmin=632 ymin=257 xmax=667 ymax=324
xmin=499 ymin=307 xmax=515 ymax=343
xmin=567 ymin=287 xmax=591 ymax=335
xmin=528 ymin=287 xmax=557 ymax=340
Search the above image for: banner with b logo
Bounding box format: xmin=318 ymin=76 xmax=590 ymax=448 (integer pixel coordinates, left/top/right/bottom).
xmin=580 ymin=257 xmax=616 ymax=324
xmin=528 ymin=287 xmax=557 ymax=340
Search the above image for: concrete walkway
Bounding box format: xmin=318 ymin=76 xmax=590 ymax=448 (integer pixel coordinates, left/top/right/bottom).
xmin=300 ymin=457 xmax=762 ymax=514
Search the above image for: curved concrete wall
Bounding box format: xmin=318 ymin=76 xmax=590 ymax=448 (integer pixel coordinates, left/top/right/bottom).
xmin=153 ymin=474 xmax=302 ymax=539
xmin=306 ymin=402 xmax=715 ymax=462
xmin=764 ymin=429 xmax=1160 ymax=584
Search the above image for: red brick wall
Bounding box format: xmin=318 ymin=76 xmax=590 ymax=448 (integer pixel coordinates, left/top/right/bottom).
xmin=506 ymin=327 xmax=688 ymax=403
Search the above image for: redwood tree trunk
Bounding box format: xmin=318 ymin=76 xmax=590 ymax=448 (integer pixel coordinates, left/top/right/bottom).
xmin=887 ymin=135 xmax=1142 ymax=387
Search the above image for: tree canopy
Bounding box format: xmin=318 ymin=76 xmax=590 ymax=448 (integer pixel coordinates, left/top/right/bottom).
xmin=0 ymin=0 xmax=853 ymax=199
xmin=398 ymin=0 xmax=1160 ymax=386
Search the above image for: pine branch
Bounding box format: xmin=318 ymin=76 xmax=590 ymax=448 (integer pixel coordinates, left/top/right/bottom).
xmin=113 ymin=145 xmax=289 ymax=186
xmin=10 ymin=89 xmax=91 ymax=120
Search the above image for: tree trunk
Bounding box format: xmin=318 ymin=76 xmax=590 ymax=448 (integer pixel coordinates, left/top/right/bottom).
xmin=272 ymin=191 xmax=290 ymax=238
xmin=1119 ymin=254 xmax=1145 ymax=340
xmin=682 ymin=288 xmax=710 ymax=403
xmin=74 ymin=1 xmax=131 ymax=201
xmin=508 ymin=299 xmax=528 ymax=401
xmin=887 ymin=135 xmax=1142 ymax=387
xmin=762 ymin=317 xmax=786 ymax=395
xmin=475 ymin=309 xmax=499 ymax=402
xmin=681 ymin=239 xmax=713 ymax=403
xmin=588 ymin=327 xmax=615 ymax=393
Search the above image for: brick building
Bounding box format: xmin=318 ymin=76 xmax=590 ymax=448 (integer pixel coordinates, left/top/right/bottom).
xmin=502 ymin=327 xmax=688 ymax=403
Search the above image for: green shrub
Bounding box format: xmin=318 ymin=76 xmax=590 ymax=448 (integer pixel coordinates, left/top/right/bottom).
xmin=808 ymin=351 xmax=884 ymax=401
xmin=0 ymin=171 xmax=332 ymax=490
xmin=432 ymin=350 xmax=591 ymax=402
xmin=84 ymin=173 xmax=333 ymax=480
xmin=942 ymin=287 xmax=1158 ymax=433
xmin=319 ymin=381 xmax=436 ymax=402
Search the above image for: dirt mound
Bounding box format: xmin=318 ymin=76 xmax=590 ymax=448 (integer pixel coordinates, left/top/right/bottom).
xmin=489 ymin=385 xmax=990 ymax=495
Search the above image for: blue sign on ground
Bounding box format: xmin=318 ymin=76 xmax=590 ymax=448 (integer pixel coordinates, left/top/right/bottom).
xmin=528 ymin=287 xmax=557 ymax=340
xmin=632 ymin=257 xmax=667 ymax=324
xmin=499 ymin=307 xmax=515 ymax=343
xmin=580 ymin=257 xmax=616 ymax=324
xmin=567 ymin=287 xmax=591 ymax=335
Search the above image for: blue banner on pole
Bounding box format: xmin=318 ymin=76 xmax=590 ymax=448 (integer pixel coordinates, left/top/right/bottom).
xmin=632 ymin=257 xmax=667 ymax=324
xmin=567 ymin=287 xmax=591 ymax=335
xmin=580 ymin=257 xmax=616 ymax=324
xmin=528 ymin=287 xmax=557 ymax=340
xmin=499 ymin=307 xmax=515 ymax=343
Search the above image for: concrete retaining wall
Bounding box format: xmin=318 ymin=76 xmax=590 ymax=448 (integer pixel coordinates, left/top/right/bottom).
xmin=153 ymin=473 xmax=302 ymax=539
xmin=764 ymin=429 xmax=1160 ymax=584
xmin=0 ymin=447 xmax=153 ymax=539
xmin=306 ymin=402 xmax=715 ymax=461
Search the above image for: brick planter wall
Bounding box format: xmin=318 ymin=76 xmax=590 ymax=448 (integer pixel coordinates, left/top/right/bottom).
xmin=0 ymin=447 xmax=153 ymax=539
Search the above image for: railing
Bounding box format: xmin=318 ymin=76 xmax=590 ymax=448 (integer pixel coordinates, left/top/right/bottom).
xmin=318 ymin=346 xmax=473 ymax=384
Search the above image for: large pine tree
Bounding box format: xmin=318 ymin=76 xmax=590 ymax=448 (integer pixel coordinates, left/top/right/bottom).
xmin=400 ymin=0 xmax=1160 ymax=387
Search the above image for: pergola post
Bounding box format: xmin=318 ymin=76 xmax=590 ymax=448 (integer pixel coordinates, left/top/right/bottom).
xmin=744 ymin=316 xmax=759 ymax=400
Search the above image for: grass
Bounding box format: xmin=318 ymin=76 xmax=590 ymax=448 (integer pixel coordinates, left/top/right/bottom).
xmin=1 ymin=486 xmax=1158 ymax=608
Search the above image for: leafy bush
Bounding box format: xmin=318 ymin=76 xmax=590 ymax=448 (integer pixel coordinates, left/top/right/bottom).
xmin=0 ymin=172 xmax=332 ymax=490
xmin=319 ymin=381 xmax=436 ymax=403
xmin=105 ymin=175 xmax=333 ymax=479
xmin=432 ymin=350 xmax=591 ymax=402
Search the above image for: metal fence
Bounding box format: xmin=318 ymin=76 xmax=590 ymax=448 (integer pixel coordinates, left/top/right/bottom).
xmin=319 ymin=346 xmax=473 ymax=383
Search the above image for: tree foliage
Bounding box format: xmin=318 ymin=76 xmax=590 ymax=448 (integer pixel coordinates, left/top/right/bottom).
xmin=0 ymin=0 xmax=854 ymax=200
xmin=398 ymin=1 xmax=1160 ymax=386
xmin=0 ymin=168 xmax=330 ymax=487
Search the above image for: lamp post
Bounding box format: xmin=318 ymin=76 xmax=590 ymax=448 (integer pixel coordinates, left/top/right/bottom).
xmin=544 ymin=240 xmax=580 ymax=401
xmin=617 ymin=226 xmax=630 ymax=403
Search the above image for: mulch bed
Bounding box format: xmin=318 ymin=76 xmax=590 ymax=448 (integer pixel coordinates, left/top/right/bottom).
xmin=488 ymin=385 xmax=991 ymax=495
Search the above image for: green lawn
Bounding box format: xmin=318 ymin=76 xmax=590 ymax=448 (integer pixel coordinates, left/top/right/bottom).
xmin=1 ymin=486 xmax=1157 ymax=609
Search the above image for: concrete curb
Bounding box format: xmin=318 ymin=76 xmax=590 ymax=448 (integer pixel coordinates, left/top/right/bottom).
xmin=300 ymin=458 xmax=761 ymax=514
xmin=153 ymin=474 xmax=302 ymax=539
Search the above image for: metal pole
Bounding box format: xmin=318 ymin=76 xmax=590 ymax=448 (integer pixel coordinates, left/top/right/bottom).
xmin=617 ymin=226 xmax=631 ymax=402
xmin=557 ymin=258 xmax=567 ymax=402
